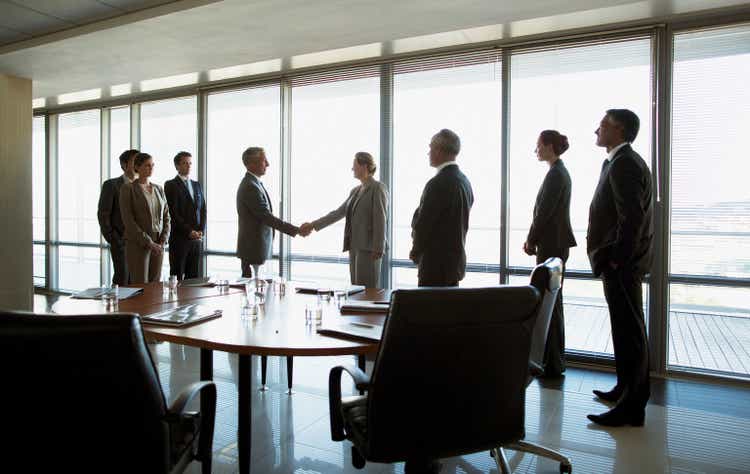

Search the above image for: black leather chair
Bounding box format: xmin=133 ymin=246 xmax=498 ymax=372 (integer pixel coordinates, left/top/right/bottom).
xmin=328 ymin=283 xmax=542 ymax=471
xmin=0 ymin=312 xmax=216 ymax=474
xmin=495 ymin=257 xmax=572 ymax=473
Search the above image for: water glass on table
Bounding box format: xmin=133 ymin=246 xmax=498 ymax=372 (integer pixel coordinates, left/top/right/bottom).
xmin=333 ymin=289 xmax=348 ymax=308
xmin=305 ymin=303 xmax=323 ymax=325
xmin=102 ymin=284 xmax=119 ymax=311
xmin=317 ymin=288 xmax=332 ymax=304
xmin=254 ymin=278 xmax=268 ymax=305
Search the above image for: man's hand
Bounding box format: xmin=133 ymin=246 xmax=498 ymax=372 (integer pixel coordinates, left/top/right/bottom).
xmin=189 ymin=230 xmax=200 ymax=240
xmin=299 ymin=222 xmax=313 ymax=237
xmin=523 ymin=241 xmax=536 ymax=256
xmin=609 ymin=261 xmax=619 ymax=270
xmin=409 ymin=249 xmax=419 ymax=264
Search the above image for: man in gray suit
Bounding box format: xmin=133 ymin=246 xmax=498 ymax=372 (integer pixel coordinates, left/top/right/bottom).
xmin=237 ymin=147 xmax=305 ymax=278
xmin=97 ymin=149 xmax=139 ymax=286
xmin=410 ymin=129 xmax=474 ymax=287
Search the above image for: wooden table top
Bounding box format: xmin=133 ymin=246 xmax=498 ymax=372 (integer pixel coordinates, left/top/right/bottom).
xmin=52 ymin=283 xmax=389 ymax=357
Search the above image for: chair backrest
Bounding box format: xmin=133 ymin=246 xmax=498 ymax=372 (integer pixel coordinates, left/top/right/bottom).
xmin=528 ymin=258 xmax=563 ymax=373
xmin=364 ymin=285 xmax=541 ymax=462
xmin=0 ymin=312 xmax=170 ymax=472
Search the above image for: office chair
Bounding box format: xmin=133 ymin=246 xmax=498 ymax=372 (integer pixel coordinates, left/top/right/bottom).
xmin=496 ymin=257 xmax=573 ymax=473
xmin=328 ymin=283 xmax=542 ymax=472
xmin=0 ymin=312 xmax=216 ymax=474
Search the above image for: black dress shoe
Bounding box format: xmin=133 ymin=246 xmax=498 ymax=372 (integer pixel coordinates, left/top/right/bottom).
xmin=587 ymin=407 xmax=645 ymax=427
xmin=593 ymin=387 xmax=622 ymax=402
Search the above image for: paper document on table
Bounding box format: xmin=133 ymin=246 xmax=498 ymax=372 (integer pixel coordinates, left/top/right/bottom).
xmin=141 ymin=304 xmax=222 ymax=327
xmin=317 ymin=322 xmax=384 ymax=342
xmin=339 ymin=301 xmax=390 ymax=314
xmin=296 ymin=284 xmax=365 ymax=296
xmin=179 ymin=277 xmax=214 ymax=287
xmin=72 ymin=287 xmax=143 ymax=299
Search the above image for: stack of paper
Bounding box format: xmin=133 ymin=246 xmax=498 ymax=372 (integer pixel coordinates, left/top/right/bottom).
xmin=141 ymin=304 xmax=222 ymax=327
xmin=339 ymin=301 xmax=390 ymax=314
xmin=317 ymin=322 xmax=384 ymax=342
xmin=72 ymin=287 xmax=143 ymax=300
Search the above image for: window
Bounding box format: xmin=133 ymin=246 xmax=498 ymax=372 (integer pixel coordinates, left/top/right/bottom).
xmin=669 ymin=25 xmax=750 ymax=376
xmin=205 ymin=86 xmax=281 ymax=262
xmin=392 ymin=53 xmax=503 ymax=286
xmin=140 ymin=97 xmax=197 ymax=189
xmin=58 ymin=110 xmax=101 ymax=244
xmin=32 ymin=116 xmax=46 ymax=286
xmin=508 ymin=39 xmax=653 ymax=272
xmin=109 ymin=106 xmax=131 ymax=178
xmin=289 ymin=74 xmax=380 ymax=282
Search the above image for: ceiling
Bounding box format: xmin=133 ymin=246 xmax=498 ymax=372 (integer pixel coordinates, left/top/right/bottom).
xmin=1 ymin=0 xmax=749 ymax=106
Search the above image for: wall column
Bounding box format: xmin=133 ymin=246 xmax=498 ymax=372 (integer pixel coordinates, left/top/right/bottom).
xmin=0 ymin=74 xmax=33 ymax=310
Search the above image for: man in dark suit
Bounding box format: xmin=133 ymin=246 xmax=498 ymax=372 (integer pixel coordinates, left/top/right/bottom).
xmin=410 ymin=129 xmax=474 ymax=287
xmin=164 ymin=151 xmax=206 ymax=280
xmin=236 ymin=147 xmax=305 ymax=278
xmin=587 ymin=109 xmax=653 ymax=427
xmin=97 ymin=149 xmax=139 ymax=286
xmin=524 ymin=130 xmax=577 ymax=377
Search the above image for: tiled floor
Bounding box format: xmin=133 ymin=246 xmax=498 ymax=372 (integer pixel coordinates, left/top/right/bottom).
xmin=146 ymin=343 xmax=750 ymax=474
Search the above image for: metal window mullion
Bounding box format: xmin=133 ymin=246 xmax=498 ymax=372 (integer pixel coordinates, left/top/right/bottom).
xmin=197 ymin=91 xmax=208 ymax=277
xmin=46 ymin=114 xmax=59 ymax=290
xmin=280 ymin=80 xmax=292 ymax=278
xmin=100 ymin=108 xmax=111 ymax=286
xmin=379 ymin=63 xmax=394 ymax=289
xmin=499 ymin=49 xmax=511 ymax=284
xmin=130 ymin=103 xmax=141 ymax=149
xmin=652 ymin=25 xmax=674 ymax=375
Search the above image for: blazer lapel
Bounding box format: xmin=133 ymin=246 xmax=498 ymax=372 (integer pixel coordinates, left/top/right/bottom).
xmin=134 ymin=183 xmax=154 ymax=223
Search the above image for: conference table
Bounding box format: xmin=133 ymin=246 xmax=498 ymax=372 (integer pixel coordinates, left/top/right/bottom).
xmin=52 ymin=281 xmax=388 ymax=474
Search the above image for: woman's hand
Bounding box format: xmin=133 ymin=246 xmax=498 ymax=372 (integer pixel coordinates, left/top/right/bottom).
xmin=150 ymin=242 xmax=163 ymax=256
xmin=372 ymin=251 xmax=383 ymax=260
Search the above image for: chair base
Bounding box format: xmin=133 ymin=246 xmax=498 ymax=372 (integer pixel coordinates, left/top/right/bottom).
xmin=491 ymin=447 xmax=511 ymax=474
xmin=504 ymin=440 xmax=572 ymax=473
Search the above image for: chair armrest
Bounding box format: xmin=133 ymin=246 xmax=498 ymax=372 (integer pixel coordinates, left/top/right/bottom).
xmin=329 ymin=365 xmax=370 ymax=441
xmin=529 ymin=360 xmax=544 ymax=378
xmin=166 ymin=381 xmax=216 ymax=463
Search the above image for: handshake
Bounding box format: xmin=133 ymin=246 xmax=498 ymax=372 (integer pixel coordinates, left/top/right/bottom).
xmin=298 ymin=222 xmax=315 ymax=237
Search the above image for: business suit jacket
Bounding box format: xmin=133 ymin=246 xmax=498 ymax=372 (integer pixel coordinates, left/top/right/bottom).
xmin=236 ymin=172 xmax=298 ymax=265
xmin=119 ymin=181 xmax=171 ymax=248
xmin=587 ymin=144 xmax=653 ymax=277
xmin=527 ymin=159 xmax=577 ymax=254
xmin=312 ymin=176 xmax=388 ymax=253
xmin=97 ymin=176 xmax=127 ymax=246
xmin=164 ymin=176 xmax=206 ymax=244
xmin=410 ymin=163 xmax=474 ymax=284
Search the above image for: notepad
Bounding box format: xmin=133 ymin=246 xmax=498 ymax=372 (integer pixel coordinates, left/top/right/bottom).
xmin=72 ymin=287 xmax=143 ymax=300
xmin=295 ymin=284 xmax=365 ymax=296
xmin=179 ymin=277 xmax=215 ymax=287
xmin=317 ymin=322 xmax=383 ymax=342
xmin=141 ymin=304 xmax=222 ymax=327
xmin=339 ymin=301 xmax=390 ymax=314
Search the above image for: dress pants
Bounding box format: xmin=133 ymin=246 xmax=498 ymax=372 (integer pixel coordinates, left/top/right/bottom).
xmin=110 ymin=240 xmax=129 ymax=286
xmin=169 ymin=238 xmax=201 ymax=280
xmin=602 ymin=267 xmax=650 ymax=410
xmin=126 ymin=233 xmax=164 ymax=284
xmin=417 ymin=253 xmax=460 ymax=287
xmin=536 ymin=247 xmax=569 ymax=376
xmin=349 ymin=249 xmax=382 ymax=288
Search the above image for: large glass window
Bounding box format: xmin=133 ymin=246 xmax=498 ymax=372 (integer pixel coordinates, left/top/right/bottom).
xmin=669 ymin=25 xmax=750 ymax=376
xmin=58 ymin=245 xmax=100 ymax=291
xmin=33 ymin=116 xmax=46 ymax=286
xmin=205 ymin=86 xmax=281 ymax=270
xmin=58 ymin=110 xmax=101 ymax=244
xmin=508 ymin=39 xmax=653 ymax=272
xmin=508 ymin=39 xmax=652 ymax=358
xmin=109 ymin=106 xmax=131 ymax=178
xmin=392 ymin=54 xmax=503 ymax=286
xmin=289 ymin=75 xmax=380 ymax=281
xmin=140 ymin=97 xmax=197 ymax=189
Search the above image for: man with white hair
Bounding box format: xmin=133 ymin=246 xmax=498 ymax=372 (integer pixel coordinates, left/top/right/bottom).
xmin=410 ymin=129 xmax=474 ymax=287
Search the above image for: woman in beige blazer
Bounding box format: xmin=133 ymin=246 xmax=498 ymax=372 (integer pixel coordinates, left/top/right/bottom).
xmin=302 ymin=152 xmax=389 ymax=288
xmin=119 ymin=152 xmax=171 ymax=283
